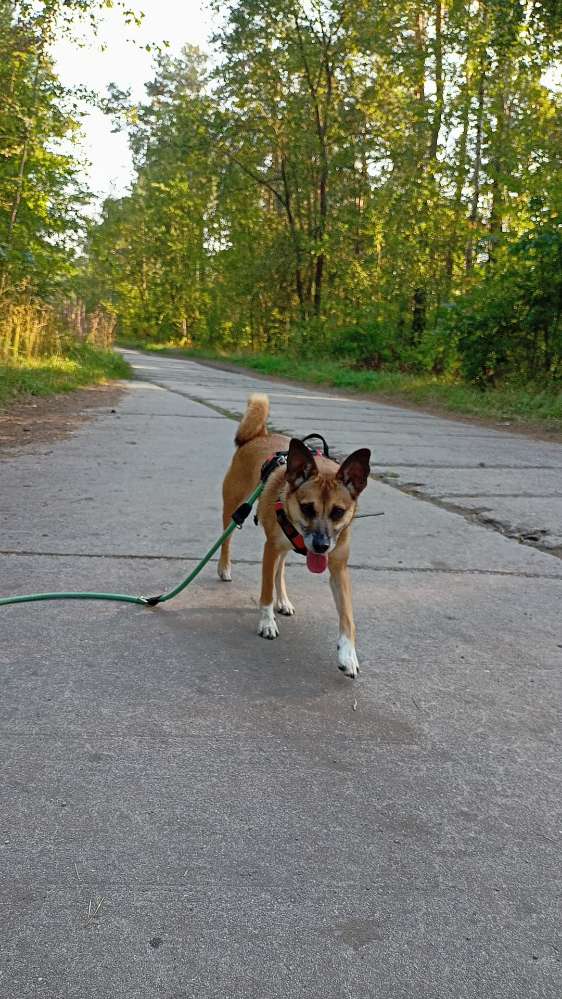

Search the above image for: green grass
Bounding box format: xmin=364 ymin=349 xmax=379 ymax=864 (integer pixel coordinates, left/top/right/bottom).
xmin=0 ymin=342 xmax=131 ymax=408
xmin=118 ymin=339 xmax=562 ymax=432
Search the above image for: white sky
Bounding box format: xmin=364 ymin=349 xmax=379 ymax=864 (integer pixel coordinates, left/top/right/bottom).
xmin=52 ymin=1 xmax=215 ymax=207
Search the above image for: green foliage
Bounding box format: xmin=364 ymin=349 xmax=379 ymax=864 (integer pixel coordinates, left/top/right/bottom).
xmin=84 ymin=46 xmax=215 ymax=342
xmin=0 ymin=0 xmax=136 ymax=406
xmin=0 ymin=0 xmax=143 ymax=363
xmin=83 ymin=0 xmax=562 ymax=391
xmin=437 ymin=213 xmax=562 ymax=384
xmin=1 ymin=0 xmax=558 ymax=397
xmin=324 ymin=321 xmax=398 ymax=369
xmin=0 ymin=297 xmax=117 ymax=361
xmin=0 ymin=0 xmax=93 ymax=298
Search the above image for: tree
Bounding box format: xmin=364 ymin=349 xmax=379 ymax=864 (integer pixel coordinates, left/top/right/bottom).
xmin=83 ymin=0 xmax=562 ymax=382
xmin=0 ymin=0 xmax=142 ymax=300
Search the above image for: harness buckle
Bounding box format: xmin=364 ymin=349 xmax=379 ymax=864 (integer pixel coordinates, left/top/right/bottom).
xmin=260 ymin=451 xmax=287 ymax=483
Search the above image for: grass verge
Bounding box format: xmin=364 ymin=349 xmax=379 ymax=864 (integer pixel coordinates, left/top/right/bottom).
xmin=0 ymin=343 xmax=130 ymax=408
xmin=119 ymin=340 xmax=562 ymax=433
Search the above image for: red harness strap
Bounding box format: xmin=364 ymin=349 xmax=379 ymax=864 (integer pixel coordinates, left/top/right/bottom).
xmin=275 ymin=501 xmax=307 ymax=556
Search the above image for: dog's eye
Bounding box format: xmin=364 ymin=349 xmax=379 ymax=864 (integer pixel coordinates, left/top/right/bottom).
xmin=330 ymin=506 xmax=346 ymax=522
xmin=299 ymin=502 xmax=316 ymax=519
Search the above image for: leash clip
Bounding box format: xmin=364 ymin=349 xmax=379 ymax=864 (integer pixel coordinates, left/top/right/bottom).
xmin=232 ymin=501 xmax=253 ymax=528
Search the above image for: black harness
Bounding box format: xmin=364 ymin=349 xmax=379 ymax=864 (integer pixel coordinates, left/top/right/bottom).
xmin=257 ymin=435 xmax=331 ymax=555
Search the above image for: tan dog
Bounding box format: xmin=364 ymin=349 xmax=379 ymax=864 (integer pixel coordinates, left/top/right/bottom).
xmin=218 ymin=394 xmax=371 ymax=677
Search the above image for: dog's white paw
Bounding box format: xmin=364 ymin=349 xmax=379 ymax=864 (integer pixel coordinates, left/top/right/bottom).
xmin=275 ymin=597 xmax=295 ymax=616
xmin=258 ymin=605 xmax=279 ymax=640
xmin=217 ymin=564 xmax=232 ymax=582
xmin=337 ymin=635 xmax=360 ymax=678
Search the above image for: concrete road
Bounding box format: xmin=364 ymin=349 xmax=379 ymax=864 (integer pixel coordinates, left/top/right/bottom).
xmin=1 ymin=349 xmax=561 ymax=999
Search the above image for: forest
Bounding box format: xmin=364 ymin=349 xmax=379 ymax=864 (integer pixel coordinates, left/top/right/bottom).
xmin=1 ymin=0 xmax=562 ymax=413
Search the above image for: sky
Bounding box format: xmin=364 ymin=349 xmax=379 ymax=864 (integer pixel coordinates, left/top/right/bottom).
xmin=52 ymin=1 xmax=215 ymax=207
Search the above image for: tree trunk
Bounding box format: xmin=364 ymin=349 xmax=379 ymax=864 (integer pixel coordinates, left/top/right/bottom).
xmin=292 ymin=10 xmax=333 ymax=319
xmin=313 ymin=167 xmax=328 ymax=316
xmin=280 ymin=157 xmax=306 ymax=318
xmin=445 ymin=50 xmax=470 ymax=282
xmin=412 ymin=287 xmax=426 ymax=341
xmin=2 ymin=9 xmax=52 ymax=273
xmin=488 ymin=64 xmax=510 ymax=261
xmin=0 ymin=50 xmax=42 ymax=297
xmin=429 ymin=0 xmax=444 ymax=161
xmin=313 ymin=253 xmax=324 ymax=317
xmin=465 ymin=61 xmax=485 ymax=272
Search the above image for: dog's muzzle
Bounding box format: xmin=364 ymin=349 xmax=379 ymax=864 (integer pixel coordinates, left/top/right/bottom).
xmin=311 ymin=532 xmax=330 ymax=554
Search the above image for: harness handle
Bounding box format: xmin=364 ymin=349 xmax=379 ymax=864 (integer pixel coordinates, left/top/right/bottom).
xmin=300 ymin=433 xmax=331 ymax=459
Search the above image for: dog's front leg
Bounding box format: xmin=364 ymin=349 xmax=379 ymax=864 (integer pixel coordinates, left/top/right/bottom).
xmin=329 ymin=556 xmax=359 ymax=678
xmin=258 ymin=541 xmax=281 ymax=639
xmin=274 ymin=551 xmax=295 ymax=616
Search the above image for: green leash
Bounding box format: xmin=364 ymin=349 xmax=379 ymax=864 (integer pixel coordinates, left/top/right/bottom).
xmin=0 ymin=481 xmax=265 ymax=610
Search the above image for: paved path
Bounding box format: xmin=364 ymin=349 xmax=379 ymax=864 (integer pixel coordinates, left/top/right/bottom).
xmin=1 ymin=349 xmax=561 ymax=999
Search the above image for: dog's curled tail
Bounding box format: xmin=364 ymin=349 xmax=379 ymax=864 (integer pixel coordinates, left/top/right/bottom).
xmin=235 ymin=393 xmax=269 ymax=446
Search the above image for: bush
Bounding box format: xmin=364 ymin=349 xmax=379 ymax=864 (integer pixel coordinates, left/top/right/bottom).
xmin=326 ymin=320 xmax=398 ymax=369
xmin=436 ymin=217 xmax=562 ymax=385
xmin=0 ymin=342 xmax=130 ymax=406
xmin=0 ymin=298 xmax=116 ymax=362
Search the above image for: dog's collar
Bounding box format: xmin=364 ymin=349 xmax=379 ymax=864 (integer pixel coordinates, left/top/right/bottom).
xmin=275 ymin=500 xmax=307 ymax=556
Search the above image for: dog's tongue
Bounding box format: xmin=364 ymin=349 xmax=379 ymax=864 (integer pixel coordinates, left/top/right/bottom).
xmin=306 ymin=551 xmax=328 ymax=574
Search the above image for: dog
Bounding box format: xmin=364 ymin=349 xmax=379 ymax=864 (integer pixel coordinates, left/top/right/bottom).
xmin=218 ymin=394 xmax=371 ymax=678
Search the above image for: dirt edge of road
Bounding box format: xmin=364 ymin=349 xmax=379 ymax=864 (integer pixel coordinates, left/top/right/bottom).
xmin=0 ymin=382 xmax=126 ymax=455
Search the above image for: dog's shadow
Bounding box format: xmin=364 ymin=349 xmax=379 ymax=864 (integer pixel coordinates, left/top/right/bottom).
xmin=131 ymin=587 xmax=420 ymax=748
xmin=147 ymin=596 xmax=351 ymax=697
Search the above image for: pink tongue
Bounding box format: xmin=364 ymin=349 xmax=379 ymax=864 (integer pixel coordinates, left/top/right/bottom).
xmin=306 ymin=551 xmax=328 ymax=574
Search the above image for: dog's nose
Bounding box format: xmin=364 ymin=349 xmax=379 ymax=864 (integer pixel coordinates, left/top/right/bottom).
xmin=312 ymin=535 xmax=330 ymax=554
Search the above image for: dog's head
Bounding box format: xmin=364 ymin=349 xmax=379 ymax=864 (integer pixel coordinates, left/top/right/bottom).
xmin=284 ymin=438 xmax=371 ymax=555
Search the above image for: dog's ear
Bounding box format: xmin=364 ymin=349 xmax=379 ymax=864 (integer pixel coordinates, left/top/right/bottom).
xmin=286 ymin=438 xmax=318 ymax=490
xmin=337 ymin=448 xmax=371 ymax=498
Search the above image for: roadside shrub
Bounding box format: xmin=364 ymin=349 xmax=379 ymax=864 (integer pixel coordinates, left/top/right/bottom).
xmin=326 ymin=320 xmax=398 ymax=369
xmin=0 ymin=298 xmax=116 ymax=362
xmin=437 ymin=217 xmax=562 ymax=385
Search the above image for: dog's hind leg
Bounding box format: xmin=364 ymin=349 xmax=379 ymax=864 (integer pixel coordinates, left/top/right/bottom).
xmin=274 ymin=551 xmax=295 ymax=616
xmin=218 ymin=474 xmax=243 ymax=582
xmin=217 ymin=509 xmax=234 ymax=581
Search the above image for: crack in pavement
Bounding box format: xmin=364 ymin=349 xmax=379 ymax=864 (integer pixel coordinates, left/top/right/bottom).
xmin=0 ymin=884 xmax=560 ymax=898
xmin=135 ymin=376 xmax=242 ymax=423
xmin=377 ymin=474 xmax=562 ymax=560
xmin=432 ymin=493 xmax=562 ymax=499
xmin=131 ymin=367 xmax=562 ymax=564
xmin=114 ymin=411 xmax=225 ymax=419
xmin=378 ymin=463 xmax=562 ymax=469
xmin=1 ymin=549 xmax=561 ymax=579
